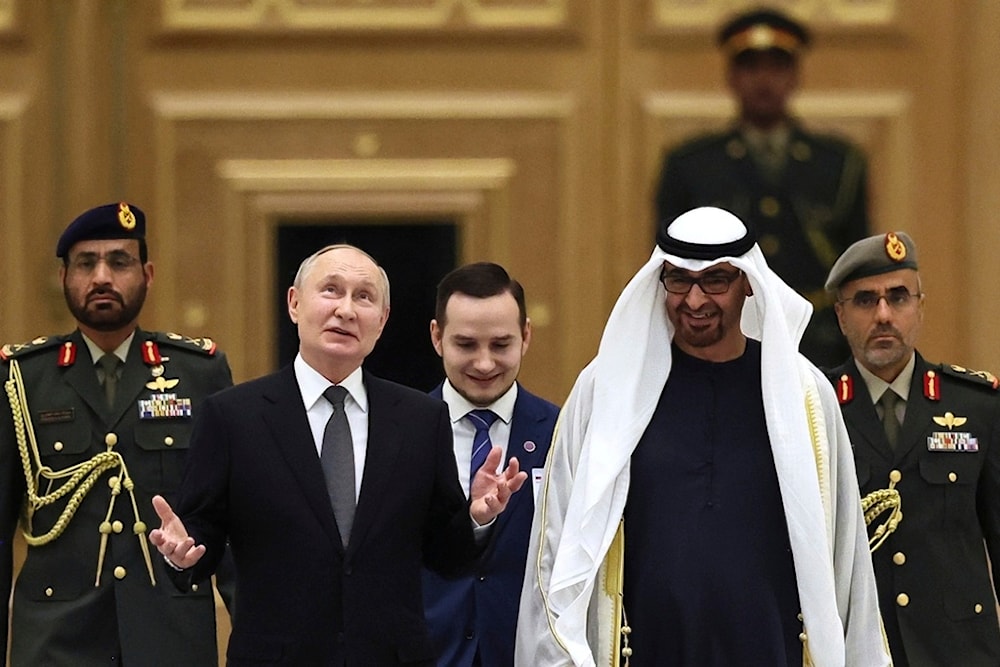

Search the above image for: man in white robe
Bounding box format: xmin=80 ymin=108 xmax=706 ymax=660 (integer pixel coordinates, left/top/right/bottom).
xmin=516 ymin=207 xmax=890 ymax=666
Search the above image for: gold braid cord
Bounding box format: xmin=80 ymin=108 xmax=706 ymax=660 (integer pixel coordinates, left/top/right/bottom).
xmin=5 ymin=360 xmax=156 ymax=586
xmin=862 ymin=471 xmax=902 ymax=553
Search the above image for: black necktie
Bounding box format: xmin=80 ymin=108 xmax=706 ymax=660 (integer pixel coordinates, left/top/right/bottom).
xmin=466 ymin=409 xmax=499 ymax=481
xmin=98 ymin=354 xmax=122 ymax=407
xmin=321 ymin=386 xmax=355 ymax=547
xmin=879 ymin=390 xmax=902 ymax=450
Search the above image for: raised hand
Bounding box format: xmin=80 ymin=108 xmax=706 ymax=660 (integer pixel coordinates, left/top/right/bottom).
xmin=469 ymin=446 xmax=528 ymax=525
xmin=149 ymin=494 xmax=206 ymax=570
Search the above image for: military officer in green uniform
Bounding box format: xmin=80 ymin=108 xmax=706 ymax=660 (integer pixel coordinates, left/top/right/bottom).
xmin=655 ymin=7 xmax=870 ymax=368
xmin=0 ymin=203 xmax=234 ymax=665
xmin=825 ymin=231 xmax=1000 ymax=666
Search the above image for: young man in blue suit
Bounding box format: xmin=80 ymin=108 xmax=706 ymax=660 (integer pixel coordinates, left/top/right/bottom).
xmin=424 ymin=262 xmax=559 ymax=667
xmin=149 ymin=245 xmax=527 ymax=666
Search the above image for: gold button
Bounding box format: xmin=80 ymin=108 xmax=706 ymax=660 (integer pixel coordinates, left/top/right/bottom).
xmin=759 ymin=196 xmax=780 ymax=217
xmin=975 ymin=604 xmax=984 ymax=614
xmin=53 ymin=441 xmax=64 ymax=452
xmin=45 ymin=587 xmax=53 ymax=597
xmin=108 ymin=476 xmax=119 ymax=489
xmin=889 ymin=469 xmax=902 ymax=483
xmin=896 ymin=593 xmax=909 ymax=607
xmin=893 ymin=552 xmax=906 ymax=565
xmin=112 ymin=520 xmax=124 ymax=534
xmin=114 ymin=566 xmax=126 ymax=580
xmin=798 ymin=632 xmax=807 ymax=643
xmin=105 ymin=432 xmax=118 ymax=447
xmin=164 ymin=436 xmax=174 ymax=446
xmin=948 ymin=472 xmax=957 ymax=482
xmin=191 ymin=583 xmax=200 ymax=592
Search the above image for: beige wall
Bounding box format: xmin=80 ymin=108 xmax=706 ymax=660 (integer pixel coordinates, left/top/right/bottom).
xmin=1 ymin=0 xmax=998 ymax=399
xmin=4 ymin=1 xmax=1000 ymax=663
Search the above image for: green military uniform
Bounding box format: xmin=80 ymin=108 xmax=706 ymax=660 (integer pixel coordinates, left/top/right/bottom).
xmin=827 ymin=357 xmax=1000 ymax=666
xmin=655 ymin=124 xmax=870 ymax=368
xmin=0 ymin=328 xmax=233 ymax=666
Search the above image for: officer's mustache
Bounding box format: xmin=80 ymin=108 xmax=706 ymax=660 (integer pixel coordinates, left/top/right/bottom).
xmin=86 ymin=287 xmax=123 ymax=304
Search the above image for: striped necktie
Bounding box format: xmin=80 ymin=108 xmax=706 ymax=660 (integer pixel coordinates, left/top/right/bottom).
xmin=466 ymin=409 xmax=499 ymax=480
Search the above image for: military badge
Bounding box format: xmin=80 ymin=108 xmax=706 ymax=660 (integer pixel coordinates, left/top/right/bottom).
xmin=836 ymin=374 xmax=854 ymax=404
xmin=138 ymin=393 xmax=193 ymax=419
xmin=885 ymin=233 xmax=907 ymax=262
xmin=118 ymin=202 xmax=136 ymax=230
xmin=923 ymin=370 xmax=940 ymax=400
xmin=928 ymin=412 xmax=977 ymax=451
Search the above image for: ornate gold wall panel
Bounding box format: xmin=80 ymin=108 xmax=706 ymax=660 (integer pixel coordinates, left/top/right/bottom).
xmin=158 ymin=0 xmax=577 ymax=34
xmin=647 ymin=0 xmax=898 ymax=31
xmin=147 ymin=91 xmax=576 ymax=397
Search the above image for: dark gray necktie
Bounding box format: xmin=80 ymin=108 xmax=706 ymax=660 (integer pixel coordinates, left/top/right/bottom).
xmin=321 ymin=386 xmax=355 ymax=547
xmin=98 ymin=353 xmax=122 ymax=407
xmin=879 ymin=390 xmax=902 ymax=450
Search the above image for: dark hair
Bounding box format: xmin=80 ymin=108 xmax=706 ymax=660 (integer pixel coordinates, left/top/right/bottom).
xmin=435 ymin=262 xmax=527 ymax=329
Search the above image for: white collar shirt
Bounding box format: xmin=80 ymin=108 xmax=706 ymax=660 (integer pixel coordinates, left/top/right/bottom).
xmin=442 ymin=380 xmax=518 ymax=497
xmin=294 ymin=354 xmax=368 ymax=501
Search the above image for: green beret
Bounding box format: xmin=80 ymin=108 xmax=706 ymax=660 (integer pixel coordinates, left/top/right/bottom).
xmin=56 ymin=202 xmax=146 ymax=258
xmin=825 ymin=232 xmax=918 ymax=291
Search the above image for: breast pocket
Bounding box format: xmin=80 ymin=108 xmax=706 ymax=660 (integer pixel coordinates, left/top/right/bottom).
xmin=33 ymin=415 xmax=94 ymax=465
xmin=133 ymin=418 xmax=194 ymax=490
xmin=919 ymin=453 xmax=982 ymax=529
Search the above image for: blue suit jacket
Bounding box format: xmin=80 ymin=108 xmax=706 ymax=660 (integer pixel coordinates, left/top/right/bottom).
xmin=423 ymin=383 xmax=558 ymax=667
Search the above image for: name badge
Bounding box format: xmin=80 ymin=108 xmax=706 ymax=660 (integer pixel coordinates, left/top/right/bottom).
xmin=532 ymin=467 xmax=545 ymax=503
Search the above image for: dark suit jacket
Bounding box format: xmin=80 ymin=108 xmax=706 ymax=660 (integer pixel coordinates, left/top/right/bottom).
xmin=0 ymin=329 xmax=232 ymax=666
xmin=828 ymin=354 xmax=1000 ymax=667
xmin=656 ymin=124 xmax=869 ymax=368
xmin=422 ymin=384 xmax=558 ymax=667
xmin=174 ymin=365 xmax=478 ymax=666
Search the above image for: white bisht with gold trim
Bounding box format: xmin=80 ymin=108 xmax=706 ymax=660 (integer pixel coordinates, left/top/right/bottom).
xmin=515 ymin=207 xmax=891 ymax=667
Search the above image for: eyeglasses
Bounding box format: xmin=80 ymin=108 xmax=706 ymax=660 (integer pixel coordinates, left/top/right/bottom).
xmin=67 ymin=251 xmax=141 ymax=275
xmin=659 ymin=268 xmax=743 ymax=295
xmin=838 ymin=287 xmax=921 ymax=311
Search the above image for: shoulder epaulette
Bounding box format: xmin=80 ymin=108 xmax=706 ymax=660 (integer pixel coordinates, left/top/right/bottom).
xmin=939 ymin=363 xmax=1000 ymax=390
xmin=0 ymin=336 xmax=64 ymax=362
xmin=149 ymin=332 xmax=218 ymax=356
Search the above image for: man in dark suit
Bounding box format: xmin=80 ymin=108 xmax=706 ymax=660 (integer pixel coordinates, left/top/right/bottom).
xmin=655 ymin=7 xmax=870 ymax=368
xmin=825 ymin=231 xmax=1000 ymax=666
xmin=423 ymin=262 xmax=558 ymax=667
xmin=150 ymin=244 xmax=528 ymax=666
xmin=0 ymin=203 xmax=233 ymax=665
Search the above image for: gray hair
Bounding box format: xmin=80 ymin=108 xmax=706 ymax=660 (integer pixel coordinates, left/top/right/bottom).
xmin=292 ymin=243 xmax=391 ymax=308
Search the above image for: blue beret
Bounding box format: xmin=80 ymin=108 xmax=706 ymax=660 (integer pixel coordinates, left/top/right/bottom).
xmin=56 ymin=202 xmax=146 ymax=258
xmin=825 ymin=232 xmax=919 ymax=291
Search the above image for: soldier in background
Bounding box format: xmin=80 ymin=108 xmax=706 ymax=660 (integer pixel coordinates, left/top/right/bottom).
xmin=826 ymin=231 xmax=1000 ymax=666
xmin=0 ymin=203 xmax=233 ymax=666
xmin=655 ymin=7 xmax=870 ymax=368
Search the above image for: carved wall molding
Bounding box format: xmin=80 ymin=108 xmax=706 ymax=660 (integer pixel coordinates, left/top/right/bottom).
xmin=148 ymin=90 xmax=575 ymax=382
xmin=159 ymin=0 xmax=574 ymax=35
xmin=646 ymin=0 xmax=899 ymax=34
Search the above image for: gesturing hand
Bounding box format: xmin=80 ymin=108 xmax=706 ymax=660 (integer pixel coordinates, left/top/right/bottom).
xmin=148 ymin=495 xmax=206 ymax=570
xmin=469 ymin=446 xmax=528 ymax=525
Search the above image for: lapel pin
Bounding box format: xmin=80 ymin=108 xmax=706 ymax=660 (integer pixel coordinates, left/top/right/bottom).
xmin=523 ymin=441 xmax=536 ymax=453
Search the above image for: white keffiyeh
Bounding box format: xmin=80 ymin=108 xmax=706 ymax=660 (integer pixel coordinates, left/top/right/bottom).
xmin=516 ymin=207 xmax=889 ymax=667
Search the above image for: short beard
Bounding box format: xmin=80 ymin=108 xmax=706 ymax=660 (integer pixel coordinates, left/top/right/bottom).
xmin=64 ymin=284 xmax=146 ymax=333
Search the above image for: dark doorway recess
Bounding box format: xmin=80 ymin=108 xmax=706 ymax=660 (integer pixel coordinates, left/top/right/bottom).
xmin=276 ymin=222 xmax=457 ymax=391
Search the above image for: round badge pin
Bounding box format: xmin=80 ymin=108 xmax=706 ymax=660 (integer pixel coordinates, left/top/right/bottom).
xmin=523 ymin=441 xmax=536 ymax=453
